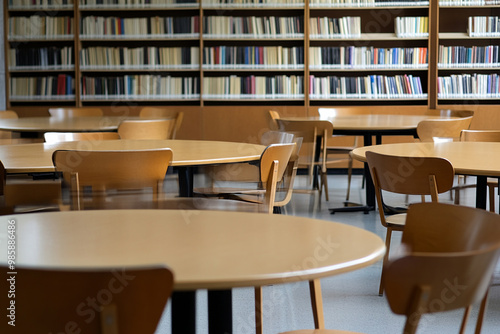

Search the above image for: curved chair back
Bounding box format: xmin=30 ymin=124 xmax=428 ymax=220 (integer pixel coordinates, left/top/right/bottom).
xmin=0 ymin=110 xmax=19 ymax=140
xmin=366 ymin=151 xmax=455 ymax=202
xmin=118 ymin=119 xmax=176 ymax=140
xmin=49 ymin=107 xmax=104 ymax=118
xmin=52 ymin=149 xmax=172 ymax=210
xmin=139 ymin=107 xmax=184 ymax=139
xmin=384 ymin=202 xmax=500 ymax=334
xmin=460 ymin=129 xmax=500 ymax=142
xmin=417 ymin=117 xmax=473 ymax=142
xmin=44 ymin=131 xmax=120 ymax=143
xmin=268 ymin=110 xmax=281 ymax=130
xmin=2 ymin=265 xmax=174 ymax=334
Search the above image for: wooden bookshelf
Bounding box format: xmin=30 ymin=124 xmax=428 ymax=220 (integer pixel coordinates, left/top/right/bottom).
xmin=3 ymin=0 xmax=500 ymax=123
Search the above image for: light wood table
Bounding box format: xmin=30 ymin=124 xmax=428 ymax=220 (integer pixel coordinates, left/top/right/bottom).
xmin=0 ymin=210 xmax=385 ymax=334
xmin=352 ymin=141 xmax=500 ymax=210
xmin=0 ymin=139 xmax=265 ymax=197
xmin=0 ymin=116 xmax=142 ymax=133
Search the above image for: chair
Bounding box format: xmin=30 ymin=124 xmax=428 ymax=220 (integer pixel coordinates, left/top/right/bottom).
xmin=44 ymin=131 xmax=120 ymax=143
xmin=416 ymin=116 xmax=473 ymax=142
xmin=275 ymin=118 xmax=333 ymax=203
xmin=139 ymin=106 xmax=184 ymax=139
xmin=1 ymin=265 xmax=174 ymax=334
xmin=0 ymin=110 xmax=39 ymax=144
xmin=48 ymin=107 xmax=104 ymax=118
xmin=455 ymin=130 xmax=500 ymax=212
xmin=118 ymin=119 xmax=177 ymax=140
xmin=366 ymin=151 xmax=455 ymax=295
xmin=280 ymin=202 xmax=500 ymax=334
xmin=52 ymin=149 xmax=172 ymax=210
xmin=317 ymin=108 xmax=361 ymax=202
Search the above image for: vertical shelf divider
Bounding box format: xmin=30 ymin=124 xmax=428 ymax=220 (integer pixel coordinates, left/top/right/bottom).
xmin=428 ymin=0 xmax=439 ymax=109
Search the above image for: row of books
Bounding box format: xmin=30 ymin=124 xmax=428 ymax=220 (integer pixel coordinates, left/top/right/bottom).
xmin=202 ymin=16 xmax=303 ymax=37
xmin=80 ymin=0 xmax=197 ymax=7
xmin=8 ymin=16 xmax=74 ymax=38
xmin=309 ymin=46 xmax=428 ymax=69
xmin=468 ymin=16 xmax=500 ymax=36
xmin=202 ymin=75 xmax=303 ymax=97
xmin=203 ymin=46 xmax=304 ymax=68
xmin=80 ymin=47 xmax=199 ymax=68
xmin=438 ymin=73 xmax=500 ymax=97
xmin=10 ymin=75 xmax=75 ymax=98
xmin=81 ymin=75 xmax=199 ymax=97
xmin=80 ymin=16 xmax=199 ymax=36
xmin=309 ymin=74 xmax=425 ymax=98
xmin=440 ymin=0 xmax=500 ymax=6
xmin=309 ymin=17 xmax=361 ymax=38
xmin=202 ymin=0 xmax=304 ymax=7
xmin=438 ymin=45 xmax=500 ymax=68
xmin=394 ymin=16 xmax=428 ymax=37
xmin=9 ymin=47 xmax=74 ymax=69
xmin=9 ymin=0 xmax=73 ymax=8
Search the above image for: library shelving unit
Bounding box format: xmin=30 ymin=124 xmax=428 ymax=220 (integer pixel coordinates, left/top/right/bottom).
xmin=2 ymin=0 xmax=500 ymax=119
xmin=437 ymin=0 xmax=500 ymax=105
xmin=308 ymin=0 xmax=430 ymax=106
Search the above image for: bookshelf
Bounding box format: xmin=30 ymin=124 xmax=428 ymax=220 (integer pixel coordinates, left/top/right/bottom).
xmin=2 ymin=0 xmax=500 ymax=112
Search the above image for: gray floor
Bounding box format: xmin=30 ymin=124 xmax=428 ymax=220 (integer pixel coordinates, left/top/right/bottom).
xmin=156 ymin=174 xmax=500 ymax=334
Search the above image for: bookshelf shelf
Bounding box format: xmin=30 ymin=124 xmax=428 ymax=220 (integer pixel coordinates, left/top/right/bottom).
xmin=310 ymin=33 xmax=428 ymax=41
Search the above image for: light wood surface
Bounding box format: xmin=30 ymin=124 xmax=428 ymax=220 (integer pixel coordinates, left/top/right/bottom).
xmin=0 ymin=139 xmax=265 ymax=174
xmin=0 ymin=116 xmax=141 ymax=132
xmin=0 ymin=210 xmax=385 ymax=290
xmin=352 ymin=142 xmax=500 ymax=178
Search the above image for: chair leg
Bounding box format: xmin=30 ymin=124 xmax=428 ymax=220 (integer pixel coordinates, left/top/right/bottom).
xmin=309 ymin=279 xmax=325 ymax=329
xmin=255 ymin=286 xmax=263 ymax=334
xmin=459 ymin=305 xmax=471 ymax=334
xmin=475 ymin=287 xmax=490 ymax=334
xmin=321 ymin=170 xmax=329 ymax=202
xmin=379 ymin=227 xmax=393 ymax=296
xmin=346 ymin=158 xmax=353 ymax=201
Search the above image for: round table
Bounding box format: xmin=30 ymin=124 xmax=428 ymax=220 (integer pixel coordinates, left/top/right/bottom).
xmin=0 ymin=210 xmax=385 ymax=333
xmin=0 ymin=116 xmax=141 ymax=133
xmin=352 ymin=141 xmax=500 ymax=209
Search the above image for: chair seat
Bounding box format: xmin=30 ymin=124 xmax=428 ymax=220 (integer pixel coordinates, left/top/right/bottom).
xmin=385 ymin=213 xmax=407 ymax=226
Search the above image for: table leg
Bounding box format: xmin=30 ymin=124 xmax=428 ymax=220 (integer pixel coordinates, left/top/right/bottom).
xmin=208 ymin=290 xmax=233 ymax=334
xmin=172 ymin=292 xmax=196 ymax=334
xmin=177 ymin=166 xmax=194 ymax=197
xmin=330 ymin=134 xmax=374 ymax=214
xmin=476 ymin=176 xmax=487 ymax=210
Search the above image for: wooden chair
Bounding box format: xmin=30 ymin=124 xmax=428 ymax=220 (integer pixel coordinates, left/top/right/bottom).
xmin=275 ymin=118 xmax=333 ymax=203
xmin=416 ymin=117 xmax=473 ymax=142
xmin=44 ymin=131 xmax=120 ymax=143
xmin=52 ymin=149 xmax=172 ymax=210
xmin=0 ymin=110 xmax=40 ymax=144
xmin=48 ymin=107 xmax=104 ymax=118
xmin=139 ymin=106 xmax=184 ymax=139
xmin=454 ymin=129 xmax=500 ymax=212
xmin=425 ymin=108 xmax=475 ymax=118
xmin=118 ymin=119 xmax=177 ymax=140
xmin=365 ymin=151 xmax=455 ymax=296
xmin=317 ymin=108 xmax=361 ymax=202
xmin=1 ymin=265 xmax=174 ymax=334
xmin=280 ymin=202 xmax=500 ymax=334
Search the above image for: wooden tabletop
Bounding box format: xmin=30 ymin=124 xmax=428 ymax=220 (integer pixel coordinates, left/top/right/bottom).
xmin=0 ymin=116 xmax=141 ymax=132
xmin=0 ymin=139 xmax=265 ymax=173
xmin=0 ymin=210 xmax=385 ymax=290
xmin=352 ymin=141 xmax=500 ymax=177
xmin=283 ymin=114 xmax=442 ymax=131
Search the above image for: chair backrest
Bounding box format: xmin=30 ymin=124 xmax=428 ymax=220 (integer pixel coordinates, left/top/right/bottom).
xmin=44 ymin=131 xmax=120 ymax=143
xmin=425 ymin=109 xmax=475 ymax=118
xmin=139 ymin=107 xmax=184 ymax=139
xmin=268 ymin=110 xmax=281 ymax=130
xmin=384 ymin=202 xmax=500 ymax=334
xmin=1 ymin=265 xmax=174 ymax=334
xmin=52 ymin=149 xmax=172 ymax=210
xmin=49 ymin=107 xmax=104 ymax=118
xmin=460 ymin=129 xmax=500 ymax=142
xmin=417 ymin=117 xmax=473 ymax=142
xmin=118 ymin=119 xmax=176 ymax=140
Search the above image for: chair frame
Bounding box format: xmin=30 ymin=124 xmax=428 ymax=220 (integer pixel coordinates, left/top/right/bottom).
xmin=366 ymin=151 xmax=455 ymax=295
xmin=118 ymin=119 xmax=177 ymax=140
xmin=139 ymin=107 xmax=184 ymax=139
